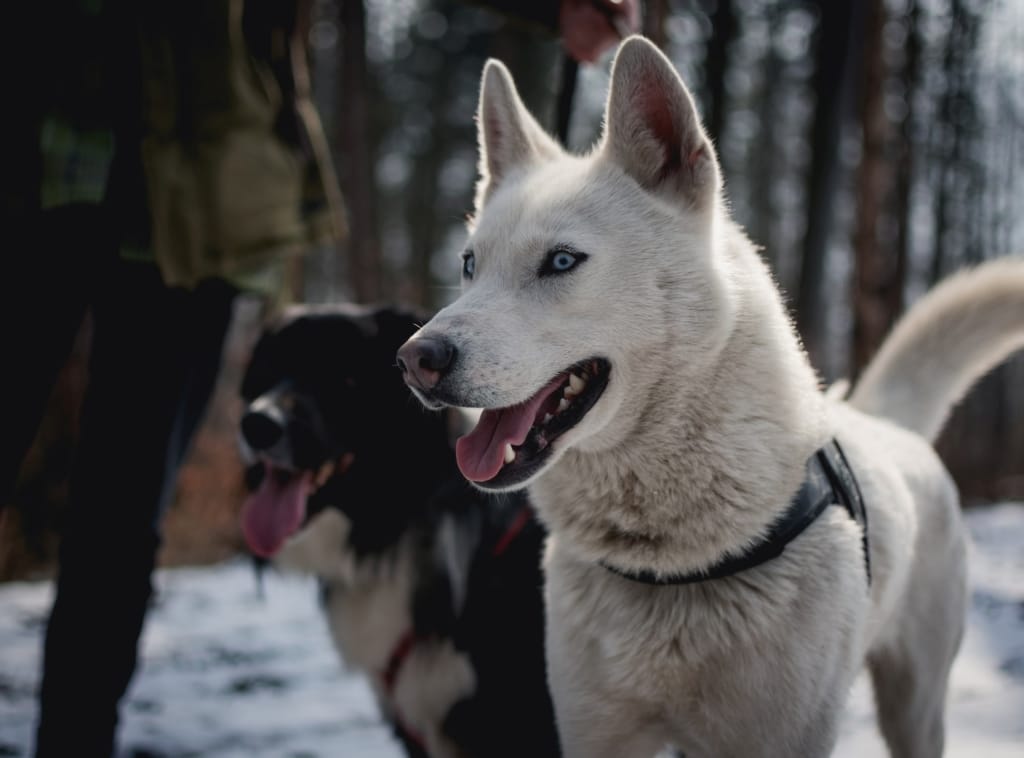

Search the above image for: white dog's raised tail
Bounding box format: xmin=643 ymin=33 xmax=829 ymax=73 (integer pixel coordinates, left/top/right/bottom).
xmin=849 ymin=258 xmax=1024 ymax=442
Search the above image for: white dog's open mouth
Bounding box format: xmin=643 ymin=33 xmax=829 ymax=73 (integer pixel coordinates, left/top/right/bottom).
xmin=455 ymin=358 xmax=610 ymax=489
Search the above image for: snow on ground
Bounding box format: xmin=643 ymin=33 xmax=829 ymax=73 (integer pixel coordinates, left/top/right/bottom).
xmin=0 ymin=561 xmax=398 ymax=757
xmin=1 ymin=504 xmax=1022 ymax=757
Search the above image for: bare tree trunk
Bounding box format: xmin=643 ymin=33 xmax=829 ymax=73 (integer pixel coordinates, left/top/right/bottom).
xmin=851 ymin=0 xmax=894 ymax=378
xmin=704 ymin=0 xmax=735 ymax=144
xmin=643 ymin=0 xmax=668 ymax=49
xmin=795 ymin=0 xmax=858 ymax=367
xmin=405 ymin=39 xmax=455 ymax=308
xmin=931 ymin=0 xmax=969 ymax=283
xmin=748 ymin=4 xmax=781 ymax=273
xmin=960 ymin=6 xmax=984 ymax=265
xmin=1002 ymin=110 xmax=1018 ymax=255
xmin=337 ymin=0 xmax=382 ymax=301
xmin=891 ymin=0 xmax=921 ymax=320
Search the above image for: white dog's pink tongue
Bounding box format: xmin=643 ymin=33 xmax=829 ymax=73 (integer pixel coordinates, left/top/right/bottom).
xmin=241 ymin=465 xmax=313 ymax=557
xmin=456 ymin=376 xmax=565 ymax=482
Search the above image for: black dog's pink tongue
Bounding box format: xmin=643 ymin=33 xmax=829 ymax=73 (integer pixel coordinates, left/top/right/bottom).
xmin=456 ymin=376 xmax=565 ymax=482
xmin=241 ymin=465 xmax=313 ymax=557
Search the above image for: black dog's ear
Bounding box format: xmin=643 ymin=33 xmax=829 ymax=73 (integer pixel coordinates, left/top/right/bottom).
xmin=240 ymin=328 xmax=277 ymax=401
xmin=371 ymin=306 xmax=434 ymax=352
xmin=241 ymin=306 xmax=312 ymax=400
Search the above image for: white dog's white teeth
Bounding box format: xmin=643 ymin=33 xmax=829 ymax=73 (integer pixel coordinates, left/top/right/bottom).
xmin=543 ymin=413 xmax=554 ymax=425
xmin=569 ymin=373 xmax=586 ymax=394
xmin=558 ymin=397 xmax=570 ymax=413
xmin=504 ymin=443 xmax=516 ymax=464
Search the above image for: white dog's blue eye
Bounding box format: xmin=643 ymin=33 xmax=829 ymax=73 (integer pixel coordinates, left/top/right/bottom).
xmin=552 ymin=252 xmax=575 ymax=270
xmin=462 ymin=252 xmax=475 ymax=279
xmin=540 ymin=247 xmax=587 ymax=277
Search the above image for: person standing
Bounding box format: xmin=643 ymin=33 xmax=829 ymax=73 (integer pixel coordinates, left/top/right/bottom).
xmin=2 ymin=2 xmax=343 ymax=756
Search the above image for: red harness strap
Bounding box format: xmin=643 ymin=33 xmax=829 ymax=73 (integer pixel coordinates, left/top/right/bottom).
xmin=492 ymin=506 xmax=531 ymax=558
xmin=380 ymin=629 xmax=427 ymax=749
xmin=381 ymin=628 xmax=417 ymax=694
xmin=380 ymin=504 xmax=532 ymax=751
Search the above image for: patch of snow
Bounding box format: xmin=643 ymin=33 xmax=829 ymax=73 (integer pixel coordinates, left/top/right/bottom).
xmin=0 ymin=567 xmax=401 ymax=758
xmin=837 ymin=503 xmax=1024 ymax=757
xmin=1 ymin=504 xmax=1022 ymax=757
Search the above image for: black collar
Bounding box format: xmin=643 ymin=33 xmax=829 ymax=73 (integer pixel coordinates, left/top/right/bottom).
xmin=601 ymin=440 xmax=871 ymax=586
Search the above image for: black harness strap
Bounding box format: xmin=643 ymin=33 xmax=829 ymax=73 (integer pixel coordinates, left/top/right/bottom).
xmin=602 ymin=439 xmax=871 ymax=586
xmin=819 ymin=439 xmax=871 ymax=583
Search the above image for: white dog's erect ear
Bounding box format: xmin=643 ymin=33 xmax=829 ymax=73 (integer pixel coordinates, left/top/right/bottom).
xmin=602 ymin=37 xmax=721 ymax=207
xmin=476 ymin=59 xmax=561 ymax=206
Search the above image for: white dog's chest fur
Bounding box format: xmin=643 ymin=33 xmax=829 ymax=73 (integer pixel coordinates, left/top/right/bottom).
xmin=544 ymin=510 xmax=863 ymax=689
xmin=534 ymin=395 xmax=959 ymax=756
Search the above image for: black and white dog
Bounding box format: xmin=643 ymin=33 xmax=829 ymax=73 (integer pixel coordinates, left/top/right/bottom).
xmin=238 ymin=305 xmax=559 ymax=758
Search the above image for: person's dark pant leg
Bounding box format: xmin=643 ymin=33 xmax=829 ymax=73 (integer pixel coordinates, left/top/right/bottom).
xmin=34 ymin=261 xmax=236 ymax=758
xmin=1 ymin=206 xmax=114 ymax=508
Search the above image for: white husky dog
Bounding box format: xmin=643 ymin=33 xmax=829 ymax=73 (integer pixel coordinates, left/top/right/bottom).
xmin=397 ymin=36 xmax=1024 ymax=758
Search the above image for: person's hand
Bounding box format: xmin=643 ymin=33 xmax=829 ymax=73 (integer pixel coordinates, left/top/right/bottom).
xmin=558 ymin=0 xmax=641 ymax=63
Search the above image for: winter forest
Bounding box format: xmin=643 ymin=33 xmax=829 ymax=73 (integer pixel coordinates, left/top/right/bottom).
xmin=307 ymin=0 xmax=1024 ymax=501
xmin=2 ymin=2 xmax=1024 ymax=756
xmin=3 ymin=0 xmax=1023 ymax=572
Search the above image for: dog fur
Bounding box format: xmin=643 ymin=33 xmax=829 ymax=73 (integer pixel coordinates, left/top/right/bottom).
xmin=239 ymin=306 xmax=558 ymax=758
xmin=399 ymin=36 xmax=1024 ymax=757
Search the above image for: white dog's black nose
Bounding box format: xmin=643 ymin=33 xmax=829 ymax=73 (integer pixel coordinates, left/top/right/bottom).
xmin=397 ymin=336 xmax=455 ymax=391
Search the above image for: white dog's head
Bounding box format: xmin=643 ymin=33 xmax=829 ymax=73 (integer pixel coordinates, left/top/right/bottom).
xmin=398 ymin=37 xmax=736 ymax=491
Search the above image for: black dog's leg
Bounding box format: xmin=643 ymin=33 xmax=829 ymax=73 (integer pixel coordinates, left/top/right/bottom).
xmin=392 ymin=722 xmax=431 ymax=758
xmin=441 ymin=696 xmax=487 ymax=757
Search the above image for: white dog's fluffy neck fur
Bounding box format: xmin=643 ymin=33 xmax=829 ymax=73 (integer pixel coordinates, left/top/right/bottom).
xmin=533 ymin=217 xmax=827 ymax=577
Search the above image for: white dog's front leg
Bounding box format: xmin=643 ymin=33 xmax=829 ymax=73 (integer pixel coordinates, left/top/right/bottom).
xmin=545 ymin=583 xmax=669 ymax=757
xmin=548 ymin=668 xmax=669 ymax=758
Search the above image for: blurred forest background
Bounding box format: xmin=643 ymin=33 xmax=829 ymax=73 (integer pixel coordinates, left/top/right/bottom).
xmin=3 ymin=0 xmax=1022 ymax=580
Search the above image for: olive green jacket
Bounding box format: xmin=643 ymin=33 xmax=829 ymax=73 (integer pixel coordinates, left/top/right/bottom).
xmin=135 ymin=0 xmax=345 ymax=294
xmin=21 ymin=0 xmax=345 ymax=298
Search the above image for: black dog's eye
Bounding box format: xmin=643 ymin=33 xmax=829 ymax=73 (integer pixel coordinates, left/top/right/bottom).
xmin=462 ymin=251 xmax=476 ymax=280
xmin=539 ymin=247 xmax=587 ymax=277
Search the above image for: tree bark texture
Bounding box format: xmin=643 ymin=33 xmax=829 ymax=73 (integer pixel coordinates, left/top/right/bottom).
xmin=337 ymin=0 xmax=383 ymax=301
xmin=851 ymin=0 xmax=897 ymax=378
xmin=795 ymin=0 xmax=858 ymax=368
